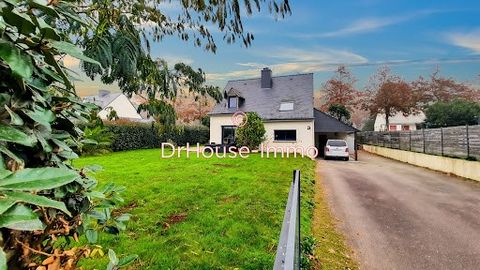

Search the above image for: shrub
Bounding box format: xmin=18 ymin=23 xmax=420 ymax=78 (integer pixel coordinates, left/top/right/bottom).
xmin=160 ymin=125 xmax=210 ymax=146
xmin=424 ymin=99 xmax=480 ymax=128
xmin=235 ymin=112 xmax=266 ymax=149
xmin=80 ymin=125 xmax=114 ymax=155
xmin=106 ymin=122 xmax=162 ymax=151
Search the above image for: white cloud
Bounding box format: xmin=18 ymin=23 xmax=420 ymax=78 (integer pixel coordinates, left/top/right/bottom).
xmin=447 ymin=30 xmax=480 ymax=54
xmin=299 ymin=10 xmax=440 ymax=38
xmin=207 ymin=47 xmax=368 ymax=81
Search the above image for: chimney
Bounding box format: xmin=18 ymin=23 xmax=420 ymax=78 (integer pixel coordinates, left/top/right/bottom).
xmin=98 ymin=90 xmax=110 ymax=97
xmin=261 ymin=67 xmax=272 ymax=88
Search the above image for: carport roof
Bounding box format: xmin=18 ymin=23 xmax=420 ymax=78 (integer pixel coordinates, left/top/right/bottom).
xmin=314 ymin=109 xmax=358 ymax=133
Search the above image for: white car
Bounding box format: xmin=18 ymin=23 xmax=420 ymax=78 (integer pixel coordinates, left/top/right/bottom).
xmin=324 ymin=139 xmax=350 ymax=161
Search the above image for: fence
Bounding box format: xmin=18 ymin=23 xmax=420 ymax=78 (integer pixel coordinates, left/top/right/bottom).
xmin=359 ymin=125 xmax=480 ymax=160
xmin=274 ymin=170 xmax=301 ymax=270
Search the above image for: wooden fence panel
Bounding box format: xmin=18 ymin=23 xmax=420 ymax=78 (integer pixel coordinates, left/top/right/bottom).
xmin=359 ymin=125 xmax=480 ymax=160
xmin=468 ymin=125 xmax=480 ymax=160
xmin=424 ymin=128 xmax=442 ymax=155
xmin=410 ymin=130 xmax=424 ymax=153
xmin=442 ymin=126 xmax=468 ymax=158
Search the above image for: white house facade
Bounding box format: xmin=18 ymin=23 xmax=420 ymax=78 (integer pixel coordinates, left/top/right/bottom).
xmin=83 ymin=90 xmax=152 ymax=122
xmin=208 ymin=68 xmax=357 ymax=156
xmin=374 ymin=112 xmax=426 ymax=131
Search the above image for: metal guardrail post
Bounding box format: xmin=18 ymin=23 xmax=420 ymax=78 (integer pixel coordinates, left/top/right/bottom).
xmin=274 ymin=170 xmax=301 ymax=270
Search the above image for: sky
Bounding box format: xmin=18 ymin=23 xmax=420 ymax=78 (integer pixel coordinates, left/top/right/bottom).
xmin=74 ymin=0 xmax=480 ymax=96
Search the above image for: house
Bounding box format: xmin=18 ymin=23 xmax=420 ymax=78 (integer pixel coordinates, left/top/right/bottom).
xmin=208 ymin=68 xmax=357 ymax=156
xmin=374 ymin=112 xmax=426 ymax=131
xmin=83 ymin=90 xmax=153 ymax=122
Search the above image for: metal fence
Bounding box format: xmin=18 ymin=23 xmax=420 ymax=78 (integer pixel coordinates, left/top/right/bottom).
xmin=359 ymin=125 xmax=480 ymax=160
xmin=274 ymin=170 xmax=301 ymax=270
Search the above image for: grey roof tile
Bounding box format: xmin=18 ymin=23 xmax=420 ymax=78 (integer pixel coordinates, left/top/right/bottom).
xmin=209 ymin=73 xmax=314 ymax=120
xmin=314 ymin=109 xmax=358 ymax=133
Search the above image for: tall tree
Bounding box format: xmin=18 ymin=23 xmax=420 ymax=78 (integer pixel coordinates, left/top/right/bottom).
xmin=412 ymin=68 xmax=480 ymax=107
xmin=362 ymin=66 xmax=415 ymax=129
xmin=328 ymin=104 xmax=351 ymax=124
xmin=321 ymin=65 xmax=358 ymax=111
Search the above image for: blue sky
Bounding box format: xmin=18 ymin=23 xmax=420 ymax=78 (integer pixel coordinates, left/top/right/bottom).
xmin=75 ymin=0 xmax=480 ymax=96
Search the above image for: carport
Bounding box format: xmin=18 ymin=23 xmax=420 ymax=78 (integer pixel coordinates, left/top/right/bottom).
xmin=314 ymin=109 xmax=358 ymax=160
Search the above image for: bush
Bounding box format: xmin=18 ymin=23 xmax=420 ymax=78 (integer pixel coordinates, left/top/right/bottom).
xmin=425 ymin=99 xmax=480 ymax=128
xmin=80 ymin=125 xmax=114 ymax=155
xmin=106 ymin=122 xmax=162 ymax=151
xmin=160 ymin=125 xmax=210 ymax=146
xmin=235 ymin=112 xmax=266 ymax=149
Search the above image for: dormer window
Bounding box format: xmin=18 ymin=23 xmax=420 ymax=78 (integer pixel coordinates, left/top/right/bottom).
xmin=228 ymin=96 xmax=238 ymax=108
xmin=279 ymin=101 xmax=294 ymax=111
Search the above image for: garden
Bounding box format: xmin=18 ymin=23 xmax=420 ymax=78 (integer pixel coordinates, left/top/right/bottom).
xmin=73 ymin=149 xmax=316 ymax=269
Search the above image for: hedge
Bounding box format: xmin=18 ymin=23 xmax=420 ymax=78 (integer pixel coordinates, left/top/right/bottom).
xmin=102 ymin=123 xmax=209 ymax=152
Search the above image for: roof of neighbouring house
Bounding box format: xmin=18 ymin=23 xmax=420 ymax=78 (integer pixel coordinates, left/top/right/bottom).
xmin=209 ymin=73 xmax=314 ymax=120
xmin=314 ymin=109 xmax=357 ymax=133
xmin=83 ymin=90 xmax=122 ymax=109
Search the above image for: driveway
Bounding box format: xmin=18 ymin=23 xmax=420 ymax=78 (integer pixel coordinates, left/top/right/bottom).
xmin=318 ymin=151 xmax=480 ymax=270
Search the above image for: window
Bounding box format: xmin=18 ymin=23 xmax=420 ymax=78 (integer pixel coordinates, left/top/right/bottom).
xmin=279 ymin=101 xmax=294 ymax=111
xmin=228 ymin=97 xmax=238 ymax=108
xmin=222 ymin=126 xmax=236 ymax=144
xmin=402 ymin=125 xmax=410 ymax=131
xmin=274 ymin=130 xmax=296 ymax=141
xmin=326 ymin=140 xmax=347 ymax=147
xmin=389 ymin=124 xmax=397 ymax=131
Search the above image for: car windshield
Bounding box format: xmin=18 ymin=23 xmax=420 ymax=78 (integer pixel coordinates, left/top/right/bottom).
xmin=327 ymin=140 xmax=347 ymax=147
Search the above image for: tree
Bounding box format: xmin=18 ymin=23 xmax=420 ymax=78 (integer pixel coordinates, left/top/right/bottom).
xmin=424 ymin=100 xmax=480 ymax=128
xmin=328 ymin=104 xmax=351 ymax=124
xmin=235 ymin=112 xmax=266 ymax=149
xmin=0 ymin=1 xmax=135 ymax=269
xmin=362 ymin=66 xmax=415 ymax=128
xmin=361 ymin=117 xmax=376 ymax=131
xmin=0 ymin=0 xmax=290 ymax=268
xmin=412 ymin=68 xmax=480 ymax=107
xmin=321 ymin=66 xmax=359 ymax=111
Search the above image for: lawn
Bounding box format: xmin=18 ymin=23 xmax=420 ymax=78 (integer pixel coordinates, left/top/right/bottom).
xmin=73 ymin=149 xmax=316 ymax=269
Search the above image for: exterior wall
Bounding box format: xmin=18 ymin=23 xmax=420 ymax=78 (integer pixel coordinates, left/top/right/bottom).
xmin=374 ymin=112 xmax=425 ymax=131
xmin=363 ymin=145 xmax=480 ymax=182
xmin=209 ymin=115 xmax=315 ymax=151
xmin=263 ymin=120 xmax=315 ymax=151
xmin=98 ymin=95 xmax=143 ymax=120
xmin=209 ymin=115 xmax=234 ymax=144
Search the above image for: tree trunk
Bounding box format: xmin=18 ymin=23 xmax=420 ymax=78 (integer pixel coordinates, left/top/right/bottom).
xmin=385 ymin=108 xmax=390 ymax=131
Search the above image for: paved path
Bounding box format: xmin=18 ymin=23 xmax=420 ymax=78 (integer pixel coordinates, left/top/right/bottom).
xmin=318 ymin=151 xmax=480 ymax=270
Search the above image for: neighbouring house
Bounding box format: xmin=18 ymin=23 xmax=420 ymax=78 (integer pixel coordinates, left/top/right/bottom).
xmin=83 ymin=90 xmax=153 ymax=122
xmin=374 ymin=112 xmax=426 ymax=131
xmin=208 ymin=68 xmax=358 ymax=156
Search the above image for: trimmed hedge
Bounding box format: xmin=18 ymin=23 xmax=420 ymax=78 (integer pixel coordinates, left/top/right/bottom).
xmin=106 ymin=123 xmax=161 ymax=151
xmin=102 ymin=123 xmax=210 ymax=151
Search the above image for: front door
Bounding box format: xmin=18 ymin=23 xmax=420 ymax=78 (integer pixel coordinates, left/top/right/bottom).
xmin=222 ymin=126 xmax=236 ymax=144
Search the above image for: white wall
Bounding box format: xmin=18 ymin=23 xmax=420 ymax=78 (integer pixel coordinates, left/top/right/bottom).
xmin=98 ymin=94 xmax=142 ymax=120
xmin=374 ymin=112 xmax=425 ymax=131
xmin=209 ymin=114 xmax=315 ymax=150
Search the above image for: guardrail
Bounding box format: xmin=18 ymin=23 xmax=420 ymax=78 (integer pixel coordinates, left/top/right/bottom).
xmin=274 ymin=170 xmax=301 ymax=270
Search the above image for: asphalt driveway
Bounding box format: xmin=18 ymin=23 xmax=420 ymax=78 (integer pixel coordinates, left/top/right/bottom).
xmin=318 ymin=151 xmax=480 ymax=270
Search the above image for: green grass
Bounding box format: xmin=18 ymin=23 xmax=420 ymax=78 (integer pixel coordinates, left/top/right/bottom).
xmin=73 ymin=149 xmax=316 ymax=269
xmin=312 ymin=167 xmax=358 ymax=270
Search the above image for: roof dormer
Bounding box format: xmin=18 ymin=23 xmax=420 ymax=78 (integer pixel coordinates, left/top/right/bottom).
xmin=225 ymin=88 xmax=244 ymax=109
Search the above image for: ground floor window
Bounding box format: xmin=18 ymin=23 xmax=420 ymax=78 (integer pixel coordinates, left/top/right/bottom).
xmin=274 ymin=130 xmax=297 ymax=141
xmin=222 ymin=126 xmax=236 ymax=144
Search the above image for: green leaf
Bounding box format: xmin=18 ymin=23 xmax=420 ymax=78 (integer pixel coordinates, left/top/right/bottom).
xmin=0 ymin=247 xmax=7 ymax=270
xmin=116 ymin=213 xmax=131 ymax=222
xmin=29 ymin=0 xmax=59 ymax=18
xmin=0 ymin=167 xmax=78 ymax=191
xmin=2 ymin=9 xmax=36 ymax=36
xmin=118 ymin=254 xmax=138 ymax=267
xmin=0 ymin=124 xmax=36 ymax=146
xmin=4 ymin=105 xmax=23 ymax=125
xmin=0 ymin=197 xmax=16 ymax=215
xmin=108 ymin=249 xmax=118 ymax=265
xmin=3 ymin=191 xmax=71 ymax=216
xmin=25 ymin=106 xmax=55 ymax=126
xmin=50 ymin=41 xmax=101 ymax=66
xmin=0 ymin=155 xmax=12 ymax=180
xmin=0 ymin=40 xmax=33 ymax=78
xmin=0 ymin=145 xmax=23 ymax=164
xmin=0 ymin=204 xmax=44 ymax=231
xmin=85 ymin=229 xmax=98 ymax=243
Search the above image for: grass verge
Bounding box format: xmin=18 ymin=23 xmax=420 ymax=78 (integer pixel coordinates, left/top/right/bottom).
xmin=312 ymin=163 xmax=358 ymax=270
